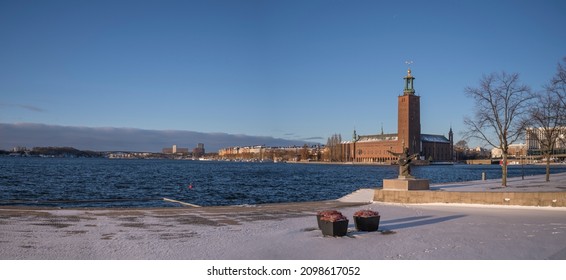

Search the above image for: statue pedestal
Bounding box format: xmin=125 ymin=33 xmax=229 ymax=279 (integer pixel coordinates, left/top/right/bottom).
xmin=383 ymin=177 xmax=430 ymax=191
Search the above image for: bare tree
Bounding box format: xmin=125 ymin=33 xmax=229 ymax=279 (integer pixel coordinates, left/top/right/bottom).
xmin=528 ymin=58 xmax=566 ymax=181
xmin=547 ymin=57 xmax=566 ymax=148
xmin=527 ymin=89 xmax=565 ymax=181
xmin=464 ymin=72 xmax=534 ymax=186
xmin=325 ymin=134 xmax=343 ymax=162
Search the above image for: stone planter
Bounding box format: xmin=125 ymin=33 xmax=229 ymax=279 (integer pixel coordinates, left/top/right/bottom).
xmin=316 ymin=214 xmax=323 ymax=229
xmin=354 ymin=215 xmax=380 ymax=232
xmin=319 ymin=219 xmax=349 ymax=237
xmin=316 ymin=210 xmax=341 ymax=229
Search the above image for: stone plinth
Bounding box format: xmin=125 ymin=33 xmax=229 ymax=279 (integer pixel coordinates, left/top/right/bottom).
xmin=383 ymin=178 xmax=430 ymax=191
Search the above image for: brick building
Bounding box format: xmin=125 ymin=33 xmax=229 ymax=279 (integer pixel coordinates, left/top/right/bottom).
xmin=340 ymin=69 xmax=453 ymax=163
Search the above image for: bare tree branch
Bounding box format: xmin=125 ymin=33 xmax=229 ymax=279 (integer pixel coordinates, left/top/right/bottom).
xmin=464 ymin=71 xmax=534 ymax=186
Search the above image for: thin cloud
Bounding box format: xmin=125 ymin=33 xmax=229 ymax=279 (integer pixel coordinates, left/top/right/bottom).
xmin=0 ymin=103 xmax=45 ymax=112
xmin=301 ymin=137 xmax=325 ymax=141
xmin=18 ymin=104 xmax=44 ymax=112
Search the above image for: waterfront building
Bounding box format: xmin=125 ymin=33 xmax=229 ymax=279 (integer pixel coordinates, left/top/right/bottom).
xmin=162 ymin=144 xmax=189 ymax=154
xmin=525 ymin=127 xmax=566 ymax=158
xmin=526 ymin=127 xmax=566 ymax=150
xmin=11 ymin=146 xmax=28 ymax=152
xmin=491 ymin=143 xmax=527 ymax=159
xmin=340 ymin=69 xmax=453 ymax=163
xmin=218 ymin=145 xmax=322 ymax=161
xmin=193 ymin=143 xmax=205 ymax=157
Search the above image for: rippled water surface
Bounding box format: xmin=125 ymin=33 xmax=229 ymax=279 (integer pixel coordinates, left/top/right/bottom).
xmin=1 ymin=157 xmax=565 ymax=208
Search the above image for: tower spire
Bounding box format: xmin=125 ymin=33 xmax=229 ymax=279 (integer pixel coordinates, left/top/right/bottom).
xmin=403 ymin=60 xmax=415 ymax=95
xmin=352 ymin=128 xmax=358 ymax=141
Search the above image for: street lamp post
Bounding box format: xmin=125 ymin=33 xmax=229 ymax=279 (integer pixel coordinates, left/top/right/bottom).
xmin=521 ymin=149 xmax=525 ymax=180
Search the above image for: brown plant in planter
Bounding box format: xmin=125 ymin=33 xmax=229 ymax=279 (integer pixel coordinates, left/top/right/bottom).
xmin=317 ymin=210 xmax=341 ymax=217
xmin=319 ymin=212 xmax=348 ymax=222
xmin=353 ymin=210 xmax=379 ymax=218
xmin=316 ymin=210 xmax=343 ymax=229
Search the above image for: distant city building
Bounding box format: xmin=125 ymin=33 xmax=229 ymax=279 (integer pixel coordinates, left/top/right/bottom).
xmin=108 ymin=152 xmax=153 ymax=159
xmin=219 ymin=145 xmax=265 ymax=157
xmin=472 ymin=146 xmax=491 ymax=158
xmin=193 ymin=143 xmax=205 ymax=157
xmin=162 ymin=144 xmax=189 ymax=154
xmin=11 ymin=146 xmax=28 ymax=152
xmin=491 ymin=143 xmax=526 ymax=158
xmin=526 ymin=127 xmax=566 ymax=150
xmin=218 ymin=145 xmax=322 ymax=161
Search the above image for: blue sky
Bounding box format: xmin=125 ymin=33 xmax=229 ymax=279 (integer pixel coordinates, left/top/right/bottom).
xmin=1 ymin=0 xmax=565 ymax=151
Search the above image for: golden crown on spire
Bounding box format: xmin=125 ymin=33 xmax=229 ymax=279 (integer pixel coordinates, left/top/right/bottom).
xmin=405 ymin=60 xmax=413 ymax=77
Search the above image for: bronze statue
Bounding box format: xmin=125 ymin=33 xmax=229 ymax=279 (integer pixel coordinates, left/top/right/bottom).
xmin=388 ymin=147 xmax=419 ymax=178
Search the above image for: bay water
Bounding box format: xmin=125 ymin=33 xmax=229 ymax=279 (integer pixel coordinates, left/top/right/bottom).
xmin=1 ymin=157 xmax=565 ymax=208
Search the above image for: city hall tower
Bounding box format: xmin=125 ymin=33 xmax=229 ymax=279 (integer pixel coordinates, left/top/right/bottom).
xmin=398 ymin=68 xmax=421 ymax=155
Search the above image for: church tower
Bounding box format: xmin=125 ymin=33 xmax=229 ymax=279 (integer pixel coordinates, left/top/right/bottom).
xmin=397 ymin=68 xmax=421 ymax=155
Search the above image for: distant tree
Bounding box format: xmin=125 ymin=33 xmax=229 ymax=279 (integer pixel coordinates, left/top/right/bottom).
xmin=300 ymin=144 xmax=309 ymax=161
xmin=241 ymin=151 xmax=252 ymax=160
xmin=529 ymin=58 xmax=566 ymax=181
xmin=464 ymin=72 xmax=534 ymax=186
xmin=325 ymin=136 xmax=332 ymax=161
xmin=455 ymin=140 xmax=469 ymax=149
xmin=264 ymin=149 xmax=274 ymax=161
xmin=273 ymin=149 xmax=287 ymax=161
xmin=325 ymin=134 xmax=343 ymax=162
xmin=453 ymin=140 xmax=468 ymax=161
xmin=315 ymin=145 xmax=322 ymax=161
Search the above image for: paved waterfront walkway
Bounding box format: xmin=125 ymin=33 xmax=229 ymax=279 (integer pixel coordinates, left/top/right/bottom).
xmin=1 ymin=172 xmax=565 ymax=260
xmin=431 ymin=171 xmax=566 ymax=192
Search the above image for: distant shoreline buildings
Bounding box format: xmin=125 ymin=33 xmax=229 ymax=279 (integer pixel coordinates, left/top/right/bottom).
xmin=162 ymin=143 xmax=206 ymax=157
xmin=489 ymin=127 xmax=566 ymax=161
xmin=1 ymin=143 xmax=209 ymax=159
xmin=218 ymin=145 xmax=322 ymax=162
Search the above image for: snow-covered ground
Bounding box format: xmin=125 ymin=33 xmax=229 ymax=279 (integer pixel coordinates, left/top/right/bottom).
xmin=1 ymin=201 xmax=564 ymax=260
